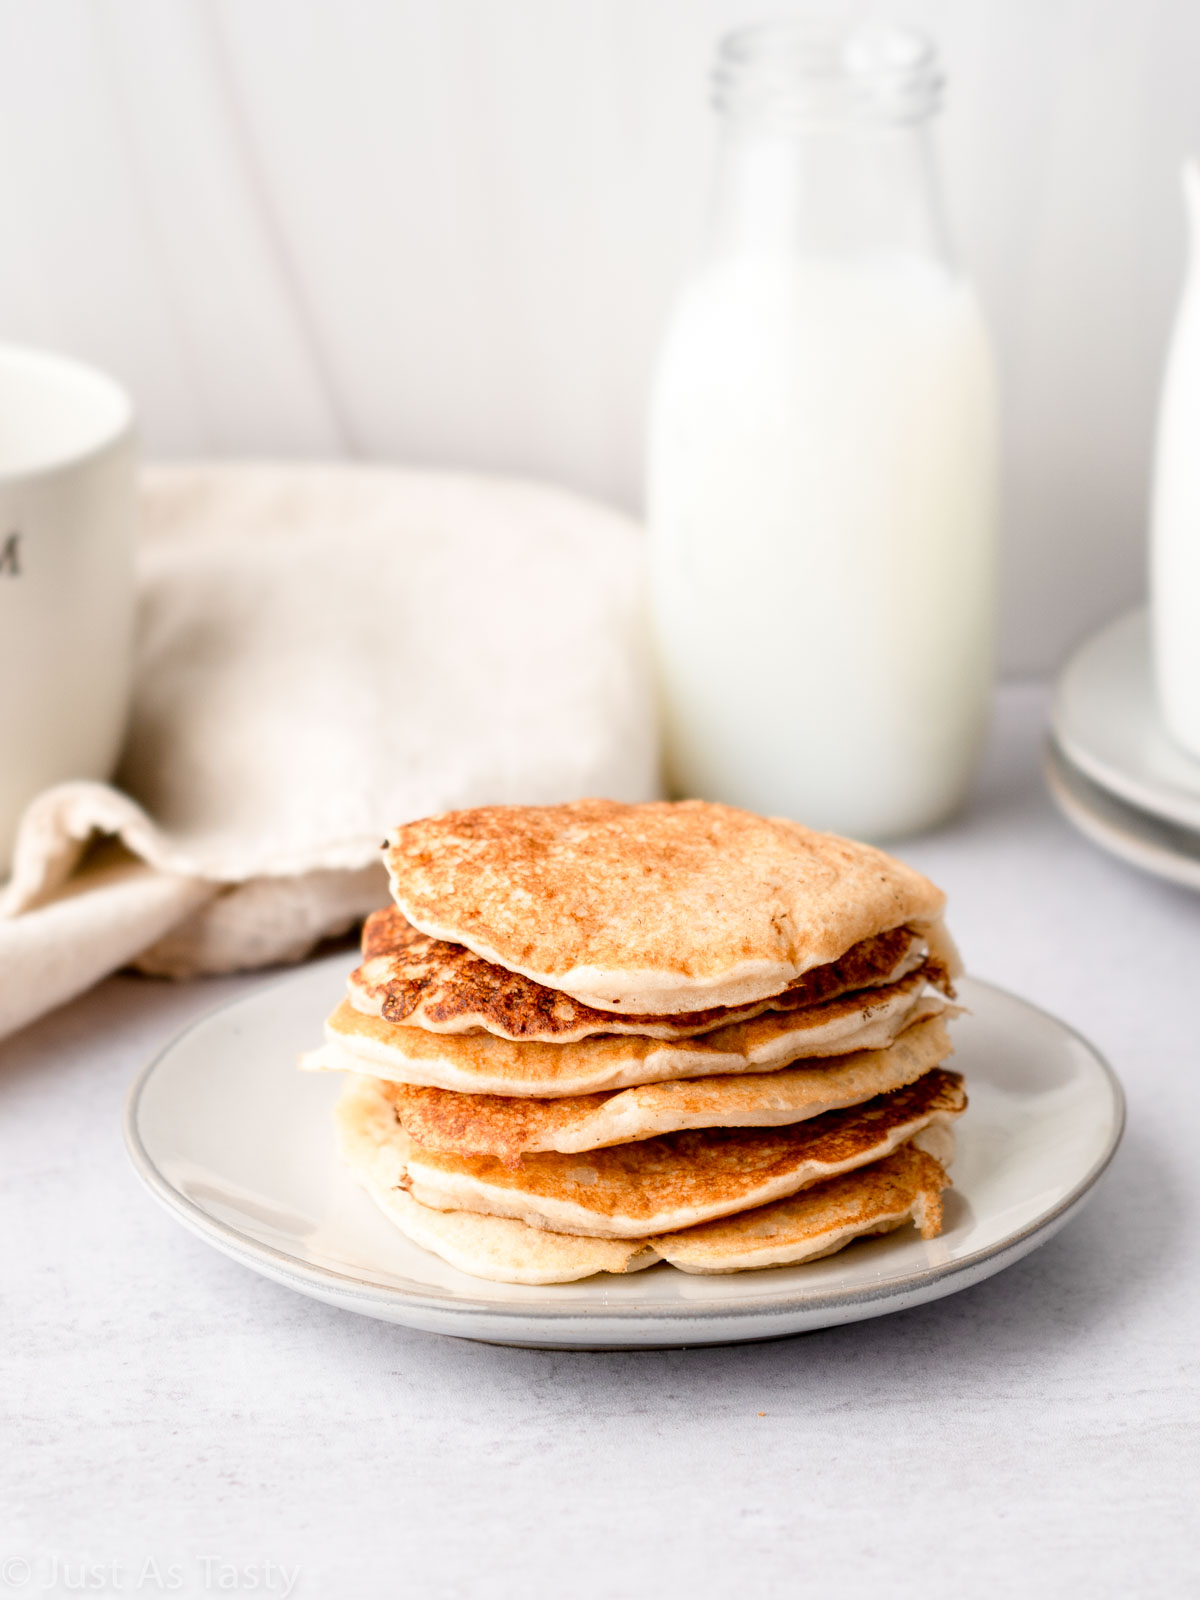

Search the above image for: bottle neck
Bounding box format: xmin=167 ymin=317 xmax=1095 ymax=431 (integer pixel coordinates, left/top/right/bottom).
xmin=706 ymin=119 xmax=953 ymax=265
xmin=704 ymin=20 xmax=952 ymax=267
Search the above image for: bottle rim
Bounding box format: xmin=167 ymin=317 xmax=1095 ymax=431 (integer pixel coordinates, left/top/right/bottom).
xmin=713 ymin=18 xmax=944 ymax=128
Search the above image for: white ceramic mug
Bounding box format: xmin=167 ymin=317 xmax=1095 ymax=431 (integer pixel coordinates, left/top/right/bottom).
xmin=0 ymin=345 xmax=137 ymax=875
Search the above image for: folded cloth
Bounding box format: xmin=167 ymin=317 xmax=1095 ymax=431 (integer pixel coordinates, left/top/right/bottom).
xmin=0 ymin=463 xmax=659 ymax=1040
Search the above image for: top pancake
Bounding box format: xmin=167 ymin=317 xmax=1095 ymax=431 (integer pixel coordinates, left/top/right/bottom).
xmin=384 ymin=799 xmax=947 ymax=1014
xmin=349 ymin=904 xmax=932 ymax=1042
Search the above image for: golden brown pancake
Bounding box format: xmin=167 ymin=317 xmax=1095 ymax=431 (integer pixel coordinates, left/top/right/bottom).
xmin=372 ymin=1013 xmax=953 ymax=1161
xmin=650 ymin=1142 xmax=950 ymax=1273
xmin=349 ymin=904 xmax=940 ymax=1041
xmin=383 ymin=799 xmax=950 ymax=1014
xmin=337 ymin=1067 xmax=966 ymax=1237
xmin=310 ymin=972 xmax=949 ymax=1097
xmin=341 ymin=1102 xmax=953 ymax=1284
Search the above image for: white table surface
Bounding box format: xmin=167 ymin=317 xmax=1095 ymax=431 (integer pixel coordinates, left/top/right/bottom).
xmin=4 ymin=684 xmax=1198 ymax=1599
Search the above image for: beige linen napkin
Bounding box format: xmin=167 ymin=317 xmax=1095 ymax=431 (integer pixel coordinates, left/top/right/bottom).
xmin=0 ymin=463 xmax=659 ymax=1040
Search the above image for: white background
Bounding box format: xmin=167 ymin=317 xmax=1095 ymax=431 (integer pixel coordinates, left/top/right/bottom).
xmin=0 ymin=0 xmax=1196 ymax=673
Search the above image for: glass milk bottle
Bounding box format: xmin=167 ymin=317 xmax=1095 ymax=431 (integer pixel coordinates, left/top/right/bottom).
xmin=647 ymin=21 xmax=998 ymax=839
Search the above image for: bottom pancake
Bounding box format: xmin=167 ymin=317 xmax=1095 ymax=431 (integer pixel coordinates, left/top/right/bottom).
xmin=346 ymin=1140 xmax=953 ymax=1284
xmin=653 ymin=1137 xmax=950 ymax=1273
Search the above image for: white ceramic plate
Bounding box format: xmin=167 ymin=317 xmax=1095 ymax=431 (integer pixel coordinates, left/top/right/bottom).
xmin=124 ymin=957 xmax=1124 ymax=1349
xmin=1052 ymin=608 xmax=1200 ymax=831
xmin=1046 ymin=737 xmax=1200 ymax=892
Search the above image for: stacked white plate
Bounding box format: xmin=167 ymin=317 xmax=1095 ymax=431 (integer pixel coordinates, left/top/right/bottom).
xmin=1049 ymin=609 xmax=1200 ymax=891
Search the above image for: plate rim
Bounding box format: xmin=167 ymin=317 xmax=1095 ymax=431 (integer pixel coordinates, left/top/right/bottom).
xmin=1052 ymin=607 xmax=1200 ymax=831
xmin=123 ymin=966 xmax=1126 ymax=1334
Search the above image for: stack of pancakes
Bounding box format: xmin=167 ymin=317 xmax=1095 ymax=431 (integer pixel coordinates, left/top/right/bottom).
xmin=305 ymin=799 xmax=967 ymax=1284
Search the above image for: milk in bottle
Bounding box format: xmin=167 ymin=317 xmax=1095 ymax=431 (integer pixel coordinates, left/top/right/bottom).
xmin=647 ymin=22 xmax=998 ymax=838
